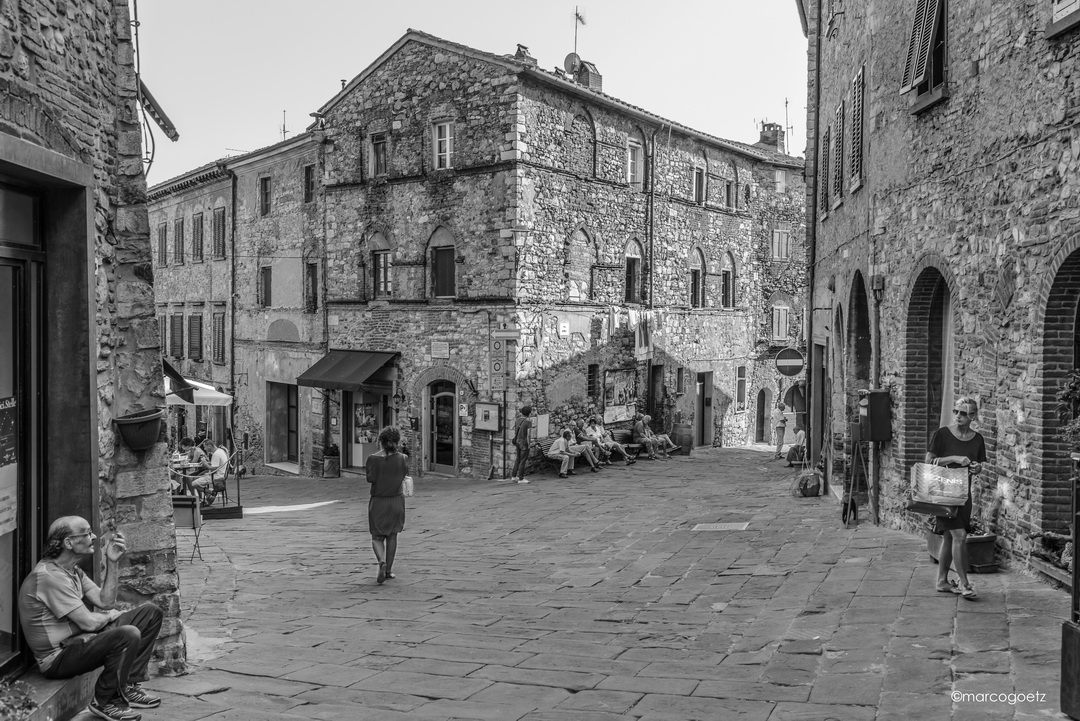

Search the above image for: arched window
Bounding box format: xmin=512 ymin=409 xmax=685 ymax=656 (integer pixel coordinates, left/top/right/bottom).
xmin=429 ymin=227 xmax=456 ymax=298
xmin=369 ymin=231 xmax=392 ymax=298
xmin=625 ymin=239 xmax=644 ymax=304
xmin=689 ymin=248 xmax=705 ymax=308
xmin=720 ymin=252 xmax=736 ymax=309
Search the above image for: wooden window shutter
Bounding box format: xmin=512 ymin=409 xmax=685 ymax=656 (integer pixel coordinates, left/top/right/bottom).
xmin=833 ymin=102 xmax=844 ymax=199
xmin=851 ymin=68 xmax=865 ymax=185
xmin=820 ymin=126 xmax=831 ymax=211
xmin=900 ymin=0 xmax=939 ymax=94
xmin=188 ymin=314 xmax=202 ymax=360
xmin=213 ymin=207 xmax=226 ymax=257
xmin=170 ymin=314 xmax=183 ymax=358
xmin=433 ymin=247 xmax=455 ymax=296
xmin=213 ymin=312 xmax=225 ymax=363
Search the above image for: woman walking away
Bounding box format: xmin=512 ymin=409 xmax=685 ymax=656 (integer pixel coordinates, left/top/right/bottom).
xmin=367 ymin=426 xmax=408 ymax=584
xmin=509 ymin=406 xmax=533 ymax=484
xmin=926 ymin=396 xmax=986 ymax=600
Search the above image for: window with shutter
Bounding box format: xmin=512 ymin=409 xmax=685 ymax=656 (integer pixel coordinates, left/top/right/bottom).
xmin=304 ymin=164 xmax=316 ymax=203
xmin=432 ymin=247 xmax=455 ymax=297
xmin=259 ymin=177 xmax=272 ymax=216
xmin=772 ymin=222 xmax=791 ymax=260
xmin=305 ymin=262 xmax=318 ymax=313
xmin=170 ymin=314 xmax=184 ymax=359
xmin=157 ymin=223 xmax=167 ymax=266
xmin=373 ymin=250 xmax=392 ymax=297
xmin=820 ymin=126 xmax=831 ymax=212
xmin=720 ymin=252 xmax=735 ymax=309
xmin=158 ymin=314 xmax=165 ymax=350
xmin=692 ymin=167 xmax=705 ymax=204
xmin=771 ymin=306 xmax=790 ymax=342
xmin=192 ymin=212 xmax=204 ymax=261
xmin=736 ymin=366 xmax=747 ymax=412
xmin=212 ymin=207 xmax=226 ymax=257
xmin=900 ymin=0 xmax=944 ymax=96
xmin=832 ymin=102 xmax=844 ymax=200
xmin=212 ymin=312 xmax=225 ymax=363
xmin=624 ymin=240 xmax=643 ymax=303
xmin=433 ymin=122 xmax=454 ymax=170
xmin=587 ymin=364 xmax=600 ymax=398
xmin=173 ymin=218 xmax=184 ymax=264
xmin=259 ymin=267 xmax=273 ymax=307
xmin=188 ymin=314 xmax=203 ymax=360
xmin=851 ymin=68 xmax=865 ymax=187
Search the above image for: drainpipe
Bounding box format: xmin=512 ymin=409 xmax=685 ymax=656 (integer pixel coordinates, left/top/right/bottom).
xmin=219 ymin=163 xmax=239 ymax=457
xmin=806 ymin=0 xmax=822 ymax=484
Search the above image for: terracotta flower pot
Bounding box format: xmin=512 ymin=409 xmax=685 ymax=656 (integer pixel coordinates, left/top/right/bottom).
xmin=926 ymin=530 xmax=998 ymax=573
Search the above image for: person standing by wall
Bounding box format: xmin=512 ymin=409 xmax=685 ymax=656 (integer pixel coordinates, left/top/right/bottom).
xmin=771 ymin=402 xmax=788 ymax=459
xmin=509 ymin=406 xmax=533 ymax=484
xmin=926 ymin=396 xmax=986 ymax=599
xmin=366 ymin=426 xmax=408 ymax=584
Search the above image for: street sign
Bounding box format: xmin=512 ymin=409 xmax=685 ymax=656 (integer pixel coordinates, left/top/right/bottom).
xmin=775 ymin=348 xmax=805 ymax=377
xmin=491 ymin=328 xmax=521 ymax=340
xmin=491 ymin=375 xmax=506 ymax=391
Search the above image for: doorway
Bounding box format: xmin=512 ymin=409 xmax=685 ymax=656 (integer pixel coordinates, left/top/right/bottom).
xmin=345 ymin=389 xmax=391 ymax=469
xmin=756 ymin=388 xmax=772 ymax=442
xmin=428 ymin=380 xmax=457 ymax=474
xmin=695 ymin=371 xmax=713 ymax=446
xmin=266 ymin=381 xmax=299 ymax=464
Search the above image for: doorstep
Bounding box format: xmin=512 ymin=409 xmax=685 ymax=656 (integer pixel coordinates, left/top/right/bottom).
xmin=20 ymin=667 xmax=99 ymax=721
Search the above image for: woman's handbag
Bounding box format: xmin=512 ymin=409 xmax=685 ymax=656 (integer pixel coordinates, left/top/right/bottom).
xmin=910 ymin=462 xmax=967 ymax=505
xmin=402 ymin=475 xmax=414 ymax=498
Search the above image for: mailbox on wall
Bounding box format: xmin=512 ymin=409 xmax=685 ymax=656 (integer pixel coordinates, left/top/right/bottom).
xmin=858 ymin=389 xmax=892 ymax=442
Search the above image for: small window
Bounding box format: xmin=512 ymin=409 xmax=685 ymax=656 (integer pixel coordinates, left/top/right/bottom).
xmin=173 ymin=217 xmax=184 ymax=264
xmin=775 ymin=169 xmax=788 ymax=193
xmin=587 ymin=364 xmax=600 ymax=399
xmin=432 ymin=246 xmax=455 ymax=297
xmin=720 ymin=252 xmax=736 ymax=309
xmin=157 ymin=223 xmax=167 ymax=266
xmin=371 ymin=132 xmax=388 ymax=176
xmin=212 ymin=312 xmax=225 ymax=364
xmin=624 ymin=241 xmax=643 ymax=303
xmin=772 ymin=222 xmax=791 ymax=260
xmin=258 ymin=267 xmax=273 ymax=307
xmin=627 ymin=140 xmax=643 ymax=187
xmin=373 ymin=250 xmax=392 ymax=297
xmin=305 ymin=262 xmax=319 ymax=313
xmin=900 ymin=0 xmax=947 ymax=98
xmin=832 ymin=102 xmax=845 ymax=200
xmin=259 ymin=177 xmax=272 ymax=217
xmin=212 ymin=207 xmax=226 ymax=257
xmin=771 ymin=306 xmax=790 ymax=342
xmin=170 ymin=314 xmax=184 ymax=359
xmin=434 ymin=122 xmax=454 ymax=170
xmin=736 ymin=366 xmax=746 ymax=412
xmin=851 ymin=68 xmax=865 ymax=186
xmin=676 ymin=367 xmax=686 ymax=394
xmin=304 ymin=164 xmax=316 ymax=203
xmin=158 ymin=314 xmax=165 ymax=350
xmin=725 ymin=181 xmax=735 ymax=209
xmin=187 ymin=314 xmax=203 ymax=361
xmin=820 ymin=126 xmax=831 ymax=211
xmin=192 ymin=212 xmax=204 ymax=262
xmin=689 ymin=249 xmax=705 ymax=308
xmin=693 ymin=167 xmax=705 ymax=204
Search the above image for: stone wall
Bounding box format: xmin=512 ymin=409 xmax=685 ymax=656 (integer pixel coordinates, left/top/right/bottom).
xmin=806 ymin=0 xmax=1080 ymax=564
xmin=1 ymin=1 xmax=182 ymax=672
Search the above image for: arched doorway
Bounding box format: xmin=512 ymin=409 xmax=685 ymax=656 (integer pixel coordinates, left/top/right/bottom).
xmin=784 ymin=384 xmax=807 ymax=432
xmin=755 ymin=388 xmax=772 ymax=442
xmin=904 ymin=267 xmax=953 ymax=471
xmin=1040 ymin=249 xmax=1080 ymax=533
xmin=428 ymin=380 xmax=457 ymax=474
xmin=848 ymin=273 xmax=873 ymax=424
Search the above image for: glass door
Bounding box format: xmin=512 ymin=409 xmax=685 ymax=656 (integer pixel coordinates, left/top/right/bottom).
xmin=428 ymin=381 xmax=456 ymax=474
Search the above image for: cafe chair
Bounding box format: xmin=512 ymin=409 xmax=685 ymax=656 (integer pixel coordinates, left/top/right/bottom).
xmin=172 ymin=494 xmax=203 ymax=562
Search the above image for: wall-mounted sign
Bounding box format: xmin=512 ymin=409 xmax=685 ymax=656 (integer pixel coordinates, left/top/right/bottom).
xmin=431 ymin=341 xmax=450 ymax=359
xmin=458 ymin=403 xmax=468 ymax=417
xmin=558 ymin=321 xmax=570 ymax=338
xmin=474 ymin=402 xmax=500 ymax=431
xmin=491 ymin=375 xmax=506 ymax=391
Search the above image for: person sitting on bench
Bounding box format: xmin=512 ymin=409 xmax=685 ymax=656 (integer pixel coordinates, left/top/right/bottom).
xmin=546 ymin=429 xmax=601 ymax=477
xmin=584 ymin=417 xmax=636 ymax=465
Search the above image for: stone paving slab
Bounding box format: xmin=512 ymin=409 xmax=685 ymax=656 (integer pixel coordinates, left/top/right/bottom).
xmin=144 ymin=446 xmax=1070 ymax=720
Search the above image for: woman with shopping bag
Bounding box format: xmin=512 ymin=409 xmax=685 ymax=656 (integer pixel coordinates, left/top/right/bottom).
xmin=925 ymin=396 xmax=986 ymax=599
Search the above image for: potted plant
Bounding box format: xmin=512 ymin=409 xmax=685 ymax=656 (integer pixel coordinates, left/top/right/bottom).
xmin=0 ymin=679 xmax=36 ymax=720
xmin=323 ymin=443 xmax=340 ymax=478
xmin=926 ymin=495 xmax=1000 ymax=573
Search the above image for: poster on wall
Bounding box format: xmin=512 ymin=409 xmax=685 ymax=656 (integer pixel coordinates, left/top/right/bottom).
xmin=0 ymin=397 xmax=14 ymax=468
xmin=603 ymin=404 xmax=635 ymax=425
xmin=0 ymin=463 xmax=15 ymax=537
xmin=603 ymin=369 xmax=637 ymax=408
xmin=354 ymin=403 xmax=377 ymax=444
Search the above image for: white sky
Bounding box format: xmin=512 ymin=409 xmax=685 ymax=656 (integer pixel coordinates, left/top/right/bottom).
xmin=136 ymin=0 xmax=808 ymax=187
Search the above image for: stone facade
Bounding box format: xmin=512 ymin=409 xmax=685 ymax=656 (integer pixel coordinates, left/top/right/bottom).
xmin=150 ymin=30 xmax=806 ymax=481
xmin=0 ymin=1 xmax=181 ymax=677
xmin=802 ymin=0 xmax=1080 ymax=570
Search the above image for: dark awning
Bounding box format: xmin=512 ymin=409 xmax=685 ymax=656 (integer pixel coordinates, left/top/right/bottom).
xmin=297 ymin=350 xmax=397 ymax=392
xmin=161 ymin=358 xmax=195 ymax=404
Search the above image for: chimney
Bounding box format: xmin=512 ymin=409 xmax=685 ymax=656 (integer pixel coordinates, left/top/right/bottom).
xmin=514 ymin=44 xmax=537 ymax=66
xmin=574 ymin=60 xmax=602 ymax=92
xmin=756 ymin=122 xmax=786 ymax=153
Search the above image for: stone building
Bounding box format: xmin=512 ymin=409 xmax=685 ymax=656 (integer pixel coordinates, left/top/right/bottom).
xmin=0 ymin=0 xmax=182 ymax=695
xmin=150 ymin=30 xmax=805 ymax=480
xmin=800 ymin=0 xmax=1080 ymax=574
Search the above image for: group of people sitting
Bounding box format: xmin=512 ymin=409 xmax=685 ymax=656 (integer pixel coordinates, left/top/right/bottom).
xmin=544 ymin=413 xmax=680 ymax=478
xmin=170 ymin=436 xmax=230 ymax=507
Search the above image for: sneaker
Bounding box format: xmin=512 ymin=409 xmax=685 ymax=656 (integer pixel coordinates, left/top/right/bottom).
xmin=89 ymin=699 xmax=142 ymax=721
xmin=121 ymin=684 xmax=161 ymax=709
xmin=516 ymin=478 xmax=530 ymax=484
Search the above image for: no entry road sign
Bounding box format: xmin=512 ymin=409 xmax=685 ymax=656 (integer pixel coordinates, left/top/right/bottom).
xmin=775 ymin=348 xmax=805 ymax=377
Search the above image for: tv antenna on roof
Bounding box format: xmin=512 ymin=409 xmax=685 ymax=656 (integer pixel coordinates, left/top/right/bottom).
xmin=281 ymin=110 xmax=289 ymax=141
xmin=573 ymin=6 xmax=586 ymax=55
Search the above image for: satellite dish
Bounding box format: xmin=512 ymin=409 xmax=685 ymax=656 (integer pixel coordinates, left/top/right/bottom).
xmin=563 ymin=52 xmax=581 ymax=73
